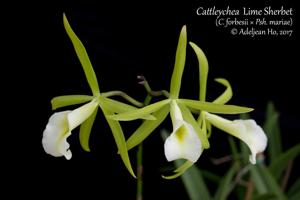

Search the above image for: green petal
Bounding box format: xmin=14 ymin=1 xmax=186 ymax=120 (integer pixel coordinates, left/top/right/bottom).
xmin=189 ymin=42 xmax=208 ymax=101
xmin=98 ymin=96 xmax=154 ymax=120
xmin=126 ymin=105 xmax=170 ymax=151
xmin=51 ymin=95 xmax=93 ymax=110
xmin=213 ymin=78 xmax=233 ymax=105
xmin=79 ymin=106 xmax=98 ymax=152
xmin=178 ymin=99 xmax=253 ymax=114
xmin=170 ymin=26 xmax=187 ymax=98
xmin=162 ymin=160 xmax=193 ymax=179
xmin=100 ymin=105 xmax=136 ymax=178
xmin=206 ymin=120 xmax=212 ymax=138
xmin=63 ymin=14 xmax=100 ymax=95
xmin=178 ymin=102 xmax=209 ymax=149
xmin=108 ymin=99 xmax=171 ymax=121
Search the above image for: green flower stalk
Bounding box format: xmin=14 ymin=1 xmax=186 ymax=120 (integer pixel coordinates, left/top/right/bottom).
xmin=108 ymin=26 xmax=256 ymax=178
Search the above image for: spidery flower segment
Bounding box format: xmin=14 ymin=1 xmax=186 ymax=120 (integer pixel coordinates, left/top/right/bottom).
xmin=108 ymin=26 xmax=267 ymax=178
xmin=42 ymin=14 xmax=267 ymax=179
xmin=42 ymin=14 xmax=154 ymax=178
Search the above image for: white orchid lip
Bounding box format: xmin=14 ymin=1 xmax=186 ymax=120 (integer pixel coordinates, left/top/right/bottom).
xmin=42 ymin=111 xmax=72 ymax=159
xmin=205 ymin=112 xmax=267 ymax=164
xmin=164 ymin=101 xmax=202 ymax=163
xmin=42 ymin=100 xmax=98 ymax=160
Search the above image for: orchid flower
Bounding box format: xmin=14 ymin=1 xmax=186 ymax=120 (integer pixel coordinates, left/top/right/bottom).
xmin=108 ymin=26 xmax=253 ymax=178
xmin=189 ymin=41 xmax=267 ymax=166
xmin=42 ymin=14 xmax=158 ymax=177
xmin=205 ymin=112 xmax=267 ymax=164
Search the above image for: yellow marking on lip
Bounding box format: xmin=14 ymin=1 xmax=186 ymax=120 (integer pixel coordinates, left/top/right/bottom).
xmin=176 ymin=125 xmax=188 ymax=143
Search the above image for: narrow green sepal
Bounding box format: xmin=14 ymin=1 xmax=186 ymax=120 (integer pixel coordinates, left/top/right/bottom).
xmin=51 ymin=95 xmax=93 ymax=110
xmin=179 ymin=99 xmax=253 ymax=114
xmin=98 ymin=96 xmax=154 ymax=120
xmin=108 ymin=99 xmax=171 ymax=121
xmin=126 ymin=105 xmax=170 ymax=151
xmin=99 ymin=104 xmax=136 ymax=178
xmin=189 ymin=42 xmax=208 ymax=102
xmin=170 ymin=26 xmax=187 ymax=98
xmin=63 ymin=13 xmax=100 ymax=95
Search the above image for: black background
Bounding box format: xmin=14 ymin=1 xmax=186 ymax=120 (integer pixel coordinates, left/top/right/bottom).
xmin=5 ymin=0 xmax=299 ymax=199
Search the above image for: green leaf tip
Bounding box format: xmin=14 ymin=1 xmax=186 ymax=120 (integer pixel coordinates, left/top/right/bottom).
xmin=63 ymin=13 xmax=100 ymax=95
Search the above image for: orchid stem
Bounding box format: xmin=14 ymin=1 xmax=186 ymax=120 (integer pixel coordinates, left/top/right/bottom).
xmin=137 ymin=75 xmax=170 ymax=98
xmin=101 ymin=91 xmax=144 ymax=107
xmin=136 ymin=78 xmax=155 ymax=200
xmin=136 ymin=143 xmax=143 ymax=200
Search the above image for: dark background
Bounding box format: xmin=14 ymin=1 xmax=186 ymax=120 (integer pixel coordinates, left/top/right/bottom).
xmin=6 ymin=0 xmax=298 ymax=199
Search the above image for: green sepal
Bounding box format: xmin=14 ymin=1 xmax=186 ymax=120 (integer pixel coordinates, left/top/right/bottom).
xmin=108 ymin=99 xmax=171 ymax=121
xmin=126 ymin=105 xmax=170 ymax=151
xmin=189 ymin=42 xmax=208 ymax=101
xmin=51 ymin=95 xmax=93 ymax=110
xmin=98 ymin=96 xmax=154 ymax=120
xmin=179 ymin=99 xmax=253 ymax=114
xmin=63 ymin=13 xmax=100 ymax=95
xmin=170 ymin=26 xmax=187 ymax=98
xmin=99 ymin=104 xmax=136 ymax=178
